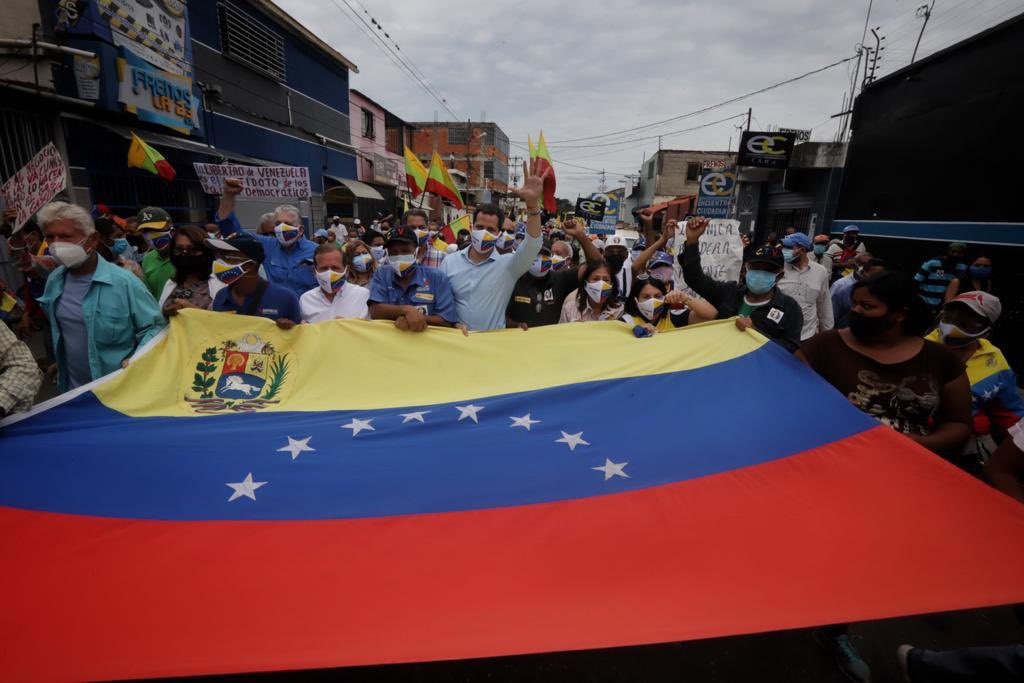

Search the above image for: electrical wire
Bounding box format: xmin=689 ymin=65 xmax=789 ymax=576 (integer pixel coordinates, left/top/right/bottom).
xmin=516 ymin=53 xmax=858 ymax=145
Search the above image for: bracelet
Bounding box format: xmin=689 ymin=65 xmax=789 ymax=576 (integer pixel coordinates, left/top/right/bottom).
xmin=527 ymin=207 xmax=542 ymax=216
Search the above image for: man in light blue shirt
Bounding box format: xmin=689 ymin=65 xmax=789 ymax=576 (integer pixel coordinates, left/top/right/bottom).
xmin=37 ymin=202 xmax=165 ymax=392
xmin=214 ymin=177 xmax=317 ymax=298
xmin=440 ymin=160 xmax=549 ymax=331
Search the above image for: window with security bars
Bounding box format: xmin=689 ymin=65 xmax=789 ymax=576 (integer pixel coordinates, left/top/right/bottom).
xmin=686 ymin=162 xmax=700 ymax=181
xmin=483 ymin=160 xmax=508 ymax=184
xmin=361 ymin=109 xmax=375 ymax=139
xmin=218 ymin=2 xmax=286 ymax=81
xmin=447 ymin=127 xmax=468 ymax=145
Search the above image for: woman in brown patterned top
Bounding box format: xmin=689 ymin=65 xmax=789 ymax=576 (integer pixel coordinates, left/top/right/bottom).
xmin=798 ymin=270 xmax=971 ymax=459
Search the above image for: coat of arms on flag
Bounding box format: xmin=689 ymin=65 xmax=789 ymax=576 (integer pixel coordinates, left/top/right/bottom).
xmin=184 ymin=332 xmax=291 ymax=413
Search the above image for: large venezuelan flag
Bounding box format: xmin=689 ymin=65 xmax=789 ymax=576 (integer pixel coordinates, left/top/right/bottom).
xmin=2 ymin=311 xmax=1023 ymax=681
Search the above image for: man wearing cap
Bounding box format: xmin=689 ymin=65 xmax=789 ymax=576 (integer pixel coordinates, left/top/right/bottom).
xmin=368 ymin=226 xmax=457 ymax=332
xmin=215 ymin=178 xmax=317 ymax=299
xmin=778 ymin=232 xmax=833 ymax=341
xmin=681 ymin=217 xmax=803 ymax=352
xmin=506 ymin=219 xmax=601 ymax=329
xmin=208 ymin=233 xmax=301 ymax=328
xmin=136 ymin=206 xmax=176 ymax=300
xmin=810 ymin=234 xmax=833 ymax=276
xmin=313 ymin=229 xmax=330 ymax=245
xmin=915 ymin=242 xmax=969 ymax=315
xmin=826 ymin=225 xmax=868 ymax=279
xmin=440 ymin=159 xmax=549 ymax=331
xmin=926 ymin=291 xmax=1024 ymax=469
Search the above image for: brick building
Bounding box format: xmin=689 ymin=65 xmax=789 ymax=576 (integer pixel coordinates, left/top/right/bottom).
xmin=408 ymin=122 xmax=510 ymax=213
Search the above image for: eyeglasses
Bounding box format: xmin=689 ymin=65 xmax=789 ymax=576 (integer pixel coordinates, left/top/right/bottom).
xmin=173 ymin=247 xmax=205 ymax=256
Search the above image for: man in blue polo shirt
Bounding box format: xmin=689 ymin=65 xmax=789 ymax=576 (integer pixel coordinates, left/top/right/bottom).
xmin=208 ymin=233 xmax=301 ymax=329
xmin=440 ymin=158 xmax=549 ymax=331
xmin=368 ymin=227 xmax=457 ymax=332
xmin=214 ymin=177 xmax=317 ymax=298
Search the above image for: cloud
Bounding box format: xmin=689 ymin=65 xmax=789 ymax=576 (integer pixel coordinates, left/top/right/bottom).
xmin=278 ymin=0 xmax=1020 ymax=198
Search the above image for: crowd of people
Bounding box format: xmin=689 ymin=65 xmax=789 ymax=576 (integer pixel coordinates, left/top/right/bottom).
xmin=1 ymin=158 xmax=1023 ymax=681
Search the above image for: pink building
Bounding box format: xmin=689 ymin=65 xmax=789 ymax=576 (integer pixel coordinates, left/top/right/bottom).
xmin=348 ymin=89 xmax=412 ymax=219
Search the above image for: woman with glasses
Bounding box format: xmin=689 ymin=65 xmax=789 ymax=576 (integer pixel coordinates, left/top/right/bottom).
xmin=159 ymin=225 xmax=215 ymax=317
xmin=623 ymin=274 xmax=718 ymax=335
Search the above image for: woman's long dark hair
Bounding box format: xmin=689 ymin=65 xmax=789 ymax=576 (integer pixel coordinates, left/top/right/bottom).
xmin=624 ymin=275 xmax=667 ymax=320
xmin=577 ymin=260 xmax=619 ymax=314
xmin=852 ymin=270 xmax=933 ymax=336
xmin=173 ymin=225 xmax=213 ymax=284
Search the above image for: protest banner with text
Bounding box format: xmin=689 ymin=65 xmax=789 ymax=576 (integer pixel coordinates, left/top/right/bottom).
xmin=672 ymin=219 xmax=743 ymax=295
xmin=1 ymin=143 xmax=67 ymax=231
xmin=193 ymin=163 xmax=311 ymax=199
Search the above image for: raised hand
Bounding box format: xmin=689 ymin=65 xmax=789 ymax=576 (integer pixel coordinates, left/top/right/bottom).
xmin=638 ymin=208 xmax=654 ymax=228
xmin=562 ymin=218 xmax=585 ymax=240
xmin=685 ymin=216 xmax=710 ymax=245
xmin=514 ymin=157 xmax=550 ymax=207
xmin=223 ymin=178 xmax=244 ymax=196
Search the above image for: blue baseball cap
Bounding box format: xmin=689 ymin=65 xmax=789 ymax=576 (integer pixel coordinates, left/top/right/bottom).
xmin=649 ymin=250 xmax=673 ymax=268
xmin=781 ymin=233 xmax=812 ymax=250
xmin=314 ymin=229 xmax=329 ymax=238
xmin=842 ymin=225 xmax=860 ymax=234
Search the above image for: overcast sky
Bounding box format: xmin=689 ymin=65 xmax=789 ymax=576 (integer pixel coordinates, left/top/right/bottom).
xmin=279 ymin=0 xmax=1020 ymax=198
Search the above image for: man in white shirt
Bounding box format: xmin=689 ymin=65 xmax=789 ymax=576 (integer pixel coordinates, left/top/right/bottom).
xmin=299 ymin=243 xmax=370 ymax=323
xmin=778 ymin=232 xmax=833 ymax=341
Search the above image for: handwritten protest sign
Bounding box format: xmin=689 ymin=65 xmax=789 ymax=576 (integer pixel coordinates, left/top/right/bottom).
xmin=672 ymin=219 xmax=743 ymax=295
xmin=1 ymin=143 xmax=67 ymax=231
xmin=193 ymin=163 xmax=311 ymax=199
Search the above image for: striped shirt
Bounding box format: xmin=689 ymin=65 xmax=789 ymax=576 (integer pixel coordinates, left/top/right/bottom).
xmin=914 ymin=258 xmax=966 ymax=309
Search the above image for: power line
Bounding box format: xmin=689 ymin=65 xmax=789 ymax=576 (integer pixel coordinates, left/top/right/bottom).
xmin=548 ymin=112 xmax=748 ymax=151
xmin=521 ymin=53 xmax=858 ymax=145
xmin=326 ymin=0 xmax=461 ymax=120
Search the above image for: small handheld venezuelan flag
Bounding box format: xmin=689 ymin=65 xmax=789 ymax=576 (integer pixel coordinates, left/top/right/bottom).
xmin=128 ymin=132 xmax=176 ymax=182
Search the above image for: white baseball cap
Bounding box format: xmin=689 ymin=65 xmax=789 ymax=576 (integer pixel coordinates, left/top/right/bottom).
xmin=605 ymin=235 xmax=628 ymax=248
xmin=950 ymin=291 xmax=1002 ymax=324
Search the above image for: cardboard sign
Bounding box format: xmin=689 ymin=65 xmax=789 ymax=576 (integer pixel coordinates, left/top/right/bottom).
xmin=575 ymin=196 xmax=606 ymax=223
xmin=672 ymin=219 xmax=743 ymax=294
xmin=1 ymin=143 xmax=67 ymax=231
xmin=194 ymin=163 xmax=311 ymax=199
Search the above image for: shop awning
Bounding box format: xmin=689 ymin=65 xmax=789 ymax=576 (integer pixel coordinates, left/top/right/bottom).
xmin=323 ymin=175 xmax=385 ymax=201
xmin=61 ymin=114 xmax=275 ymax=167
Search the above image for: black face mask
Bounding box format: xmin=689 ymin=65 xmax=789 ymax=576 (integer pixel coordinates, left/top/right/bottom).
xmin=605 ymin=253 xmax=626 ymax=273
xmin=848 ymin=312 xmax=894 ymax=341
xmin=171 ymin=253 xmax=211 ymax=275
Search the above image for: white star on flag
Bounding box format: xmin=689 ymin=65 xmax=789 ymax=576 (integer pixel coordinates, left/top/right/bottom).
xmin=593 ymin=459 xmax=629 ymax=481
xmin=226 ymin=473 xmax=267 ymax=502
xmin=509 ymin=413 xmax=540 ymax=430
xmin=342 ymin=417 xmax=375 ymax=436
xmin=456 ymin=404 xmax=484 ymax=423
xmin=277 ymin=436 xmax=315 ymax=460
xmin=400 ymin=411 xmax=430 ymax=423
xmin=556 ymin=431 xmax=590 ymax=451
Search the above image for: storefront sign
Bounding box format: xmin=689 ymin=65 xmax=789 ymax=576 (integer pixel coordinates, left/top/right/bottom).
xmin=778 ymin=127 xmax=811 ymax=143
xmin=696 ymin=166 xmax=736 ymax=219
xmin=99 ymin=0 xmax=189 ymax=72
xmin=589 ymin=189 xmax=623 ymax=234
xmin=73 ymin=54 xmax=101 ymax=100
xmin=737 ymin=131 xmax=796 ymax=169
xmin=1 ymin=143 xmax=67 ymax=231
xmin=194 ymin=163 xmax=311 ymax=199
xmin=373 ymin=154 xmax=403 ymax=188
xmin=117 ymin=50 xmax=200 ymax=135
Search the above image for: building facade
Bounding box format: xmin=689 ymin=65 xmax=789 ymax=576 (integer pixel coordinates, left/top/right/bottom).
xmin=635 ymin=149 xmax=732 ymax=207
xmin=408 ymin=121 xmax=510 ymax=213
xmin=0 ymin=0 xmax=362 ymax=232
xmin=348 ymin=89 xmax=412 ymax=221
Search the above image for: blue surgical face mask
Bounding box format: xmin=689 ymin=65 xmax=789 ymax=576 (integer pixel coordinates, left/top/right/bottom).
xmin=111 ymin=238 xmax=130 ymax=256
xmin=782 ymin=248 xmax=796 ymax=263
xmin=745 ymin=269 xmax=777 ymax=294
xmin=969 ymin=265 xmax=992 ymax=280
xmin=370 ymin=245 xmax=387 ymax=263
xmin=813 ymin=244 xmax=826 ymax=257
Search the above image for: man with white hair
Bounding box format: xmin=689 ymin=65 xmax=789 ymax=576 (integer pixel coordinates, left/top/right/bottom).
xmin=257 ymin=212 xmax=276 ymax=236
xmin=215 ymin=178 xmax=317 ymax=297
xmin=36 ymin=202 xmax=164 ymax=392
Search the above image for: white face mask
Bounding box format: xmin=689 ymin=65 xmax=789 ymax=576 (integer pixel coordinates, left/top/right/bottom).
xmin=389 ymin=253 xmax=417 ymax=275
xmin=352 ymin=253 xmax=372 ymax=272
xmin=584 ymin=279 xmax=612 ymax=304
xmin=528 ymin=255 xmax=552 ymax=278
xmin=370 ymin=245 xmax=387 ymax=263
xmin=315 ymin=267 xmax=347 ymax=294
xmin=274 ymin=222 xmax=302 ymax=246
xmin=471 ymin=229 xmax=497 ymax=253
xmin=637 ymin=297 xmax=665 ymax=321
xmin=51 ymin=237 xmax=91 ymax=269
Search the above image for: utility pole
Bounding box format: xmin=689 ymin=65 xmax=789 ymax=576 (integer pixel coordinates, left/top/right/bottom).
xmin=745 ymin=107 xmax=752 ymax=132
xmin=657 ymin=136 xmax=662 ymax=151
xmin=911 ymin=1 xmax=935 ymax=64
xmin=866 ymin=28 xmax=884 ymax=85
xmin=599 ymin=169 xmax=607 ymax=193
